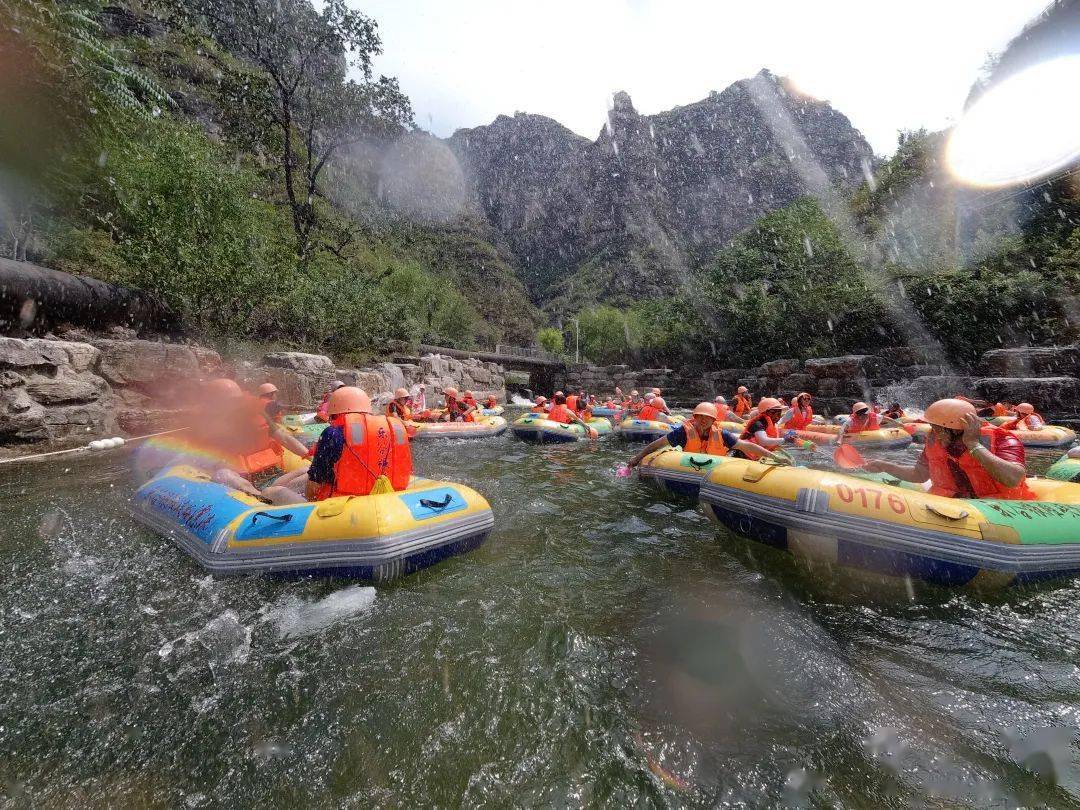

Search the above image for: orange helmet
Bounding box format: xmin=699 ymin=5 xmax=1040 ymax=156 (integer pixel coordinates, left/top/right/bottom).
xmin=737 ymin=386 xmax=748 ymax=394
xmin=923 ymin=398 xmax=977 ymax=430
xmin=651 ymin=388 xmax=661 ymax=395
xmin=257 ymin=382 xmax=278 ymax=396
xmin=205 ymin=378 xmax=243 ymax=399
xmin=393 ymin=387 xmax=410 ymax=399
xmin=692 ymin=402 xmax=718 ymax=419
xmin=327 ymin=386 xmax=372 ymax=416
xmin=714 ymin=395 xmax=727 ymax=404
xmin=630 ymin=390 xmax=640 ymax=397
xmin=444 ymin=387 xmax=459 ymax=398
xmin=535 ymin=396 xmax=547 ymax=405
xmin=852 ymin=401 xmax=870 ymax=415
xmin=757 ymin=397 xmax=783 ymax=412
xmin=1015 ymin=402 xmax=1035 ymax=415
xmin=464 ymin=390 xmax=475 ymax=399
xmin=652 ymin=397 xmax=667 ymax=409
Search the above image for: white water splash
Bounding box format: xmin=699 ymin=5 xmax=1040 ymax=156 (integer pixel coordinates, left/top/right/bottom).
xmin=265 ymin=585 xmax=376 ymax=639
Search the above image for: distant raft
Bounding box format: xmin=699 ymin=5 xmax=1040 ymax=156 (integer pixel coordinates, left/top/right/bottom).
xmin=509 ymin=414 xmax=612 ymax=443
xmin=130 ymin=465 xmax=493 ymax=579
xmin=796 ymin=422 xmax=913 ymax=449
xmin=591 ymin=406 xmax=623 ymax=418
xmin=615 ymin=415 xmax=686 ymax=442
xmin=480 ymin=406 xmax=505 ymax=416
xmin=409 ymin=415 xmax=507 ymax=440
xmin=1047 ymin=454 xmax=1080 ymax=482
xmin=698 ymin=455 xmax=1080 ymax=589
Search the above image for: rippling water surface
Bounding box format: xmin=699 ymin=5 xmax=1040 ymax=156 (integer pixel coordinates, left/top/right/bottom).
xmin=1 ymin=431 xmax=1078 ymax=807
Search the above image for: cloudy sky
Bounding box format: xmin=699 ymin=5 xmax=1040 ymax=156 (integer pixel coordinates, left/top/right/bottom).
xmin=356 ymin=0 xmax=1048 ymax=155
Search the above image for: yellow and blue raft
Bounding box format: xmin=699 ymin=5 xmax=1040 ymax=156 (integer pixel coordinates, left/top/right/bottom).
xmin=131 ymin=465 xmax=494 ymax=580
xmin=510 ymin=414 xmax=612 ymax=443
xmin=698 ymin=455 xmax=1080 ymax=589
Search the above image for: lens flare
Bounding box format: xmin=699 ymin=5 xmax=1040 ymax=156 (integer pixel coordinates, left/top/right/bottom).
xmin=947 ymin=55 xmax=1080 ymax=188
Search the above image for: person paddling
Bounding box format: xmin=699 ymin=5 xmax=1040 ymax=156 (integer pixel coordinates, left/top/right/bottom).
xmin=625 ymin=402 xmax=781 ymax=469
xmin=862 ymin=398 xmax=1033 ymax=499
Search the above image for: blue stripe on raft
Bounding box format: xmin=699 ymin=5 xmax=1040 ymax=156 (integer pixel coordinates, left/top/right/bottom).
xmin=134 ymin=475 xmax=251 ymax=545
xmin=708 ymin=503 xmax=788 ymax=550
xmin=234 ymin=505 xmax=315 ymax=541
xmin=398 ymin=487 xmax=468 ymax=521
xmin=836 ymin=538 xmax=980 ymax=586
xmin=659 ymin=478 xmax=701 ymax=498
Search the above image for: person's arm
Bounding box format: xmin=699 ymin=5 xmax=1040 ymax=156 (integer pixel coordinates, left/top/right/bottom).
xmin=962 ymin=413 xmax=1026 ymax=488
xmin=836 ymin=423 xmax=849 ymax=445
xmin=627 ymin=436 xmax=669 ymax=468
xmin=863 ymin=457 xmax=927 ymax=482
xmin=270 ymin=423 xmax=312 ymax=459
xmin=725 ymin=412 xmax=746 ymax=424
xmin=732 ymin=437 xmax=783 ymax=462
xmin=212 ymin=467 xmax=264 ymax=498
xmin=879 ymin=416 xmax=903 ymax=428
xmin=304 ymin=428 xmax=341 ymax=497
xmin=754 ymin=430 xmax=784 ymax=449
xmin=776 ymin=408 xmax=793 ymax=427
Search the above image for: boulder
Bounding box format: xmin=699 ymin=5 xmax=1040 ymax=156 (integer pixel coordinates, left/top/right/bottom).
xmin=262 ymin=351 xmax=335 ymax=375
xmin=94 ymin=339 xmax=201 ymax=397
xmin=814 ymin=378 xmax=868 ymax=399
xmin=42 ymin=402 xmax=114 ymax=441
xmin=878 ymin=346 xmax=940 ymax=368
xmin=25 ymin=369 xmax=108 ymax=405
xmin=0 ymin=336 xmax=69 ymax=371
xmin=805 ymin=355 xmax=889 ymax=379
xmin=53 ymin=340 xmax=101 ymax=372
xmin=258 ymin=367 xmax=331 ymax=409
xmin=420 ymin=354 xmax=450 ymax=378
xmin=0 ymin=370 xmax=47 ymax=441
xmin=973 ymin=376 xmax=1080 ymax=415
xmin=980 ymin=346 xmax=1080 ymax=378
xmin=778 ymin=374 xmax=816 ymax=394
xmin=759 ymin=358 xmax=800 ymax=377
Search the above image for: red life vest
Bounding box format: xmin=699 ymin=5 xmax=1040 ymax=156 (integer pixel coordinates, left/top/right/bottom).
xmin=847 ymin=412 xmax=881 ymax=434
xmin=548 ymin=403 xmax=572 ymax=424
xmin=386 ymin=400 xmax=412 ymax=422
xmin=1001 ymin=414 xmax=1044 ymax=431
xmin=683 ymin=421 xmax=729 ymax=456
xmin=446 ymin=397 xmax=475 ymax=423
xmin=213 ymin=397 xmax=284 ymax=478
xmin=734 ymin=394 xmax=752 ymax=416
xmin=740 ymin=413 xmax=777 ymax=447
xmin=787 ymin=404 xmax=814 ymax=431
xmin=922 ymin=428 xmax=1035 ymax=500
xmin=316 ymin=413 xmax=412 ymax=500
xmin=638 ymin=405 xmax=663 ymax=421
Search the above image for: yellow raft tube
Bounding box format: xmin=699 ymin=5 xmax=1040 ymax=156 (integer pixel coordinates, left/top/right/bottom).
xmin=131 ymin=465 xmax=494 ymax=579
xmin=615 ymin=414 xmax=686 ymax=442
xmin=798 ymin=422 xmax=913 ymax=449
xmin=409 ymin=415 xmax=507 ymax=440
xmin=698 ymin=455 xmax=1080 ymax=589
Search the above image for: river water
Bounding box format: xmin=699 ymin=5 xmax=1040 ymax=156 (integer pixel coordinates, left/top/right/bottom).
xmin=1 ymin=431 xmax=1079 ymax=807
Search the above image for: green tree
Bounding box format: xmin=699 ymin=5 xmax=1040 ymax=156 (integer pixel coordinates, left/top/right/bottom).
xmin=537 ymin=327 xmax=564 ymax=355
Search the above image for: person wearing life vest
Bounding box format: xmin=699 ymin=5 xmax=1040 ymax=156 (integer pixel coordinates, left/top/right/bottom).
xmin=837 ymin=401 xmax=904 ymax=444
xmin=1000 ymin=402 xmax=1045 ymax=431
xmin=547 ymin=393 xmax=597 ymax=436
xmin=462 ymin=390 xmax=479 ymax=413
xmin=531 ymin=395 xmax=549 ymax=414
xmin=484 ymin=395 xmax=499 ymax=410
xmin=626 ymin=402 xmax=780 ymax=469
xmin=257 ymin=382 xmax=286 ymax=424
xmin=315 ymin=380 xmax=345 ymax=423
xmin=626 ymin=390 xmax=643 ymax=414
xmin=258 ymin=382 xmax=279 ymax=406
xmin=778 ymin=392 xmax=814 ymax=431
xmin=637 ymin=396 xmax=672 ymax=423
xmin=733 ymin=397 xmax=787 ymax=457
xmin=386 ymin=387 xmax=413 ymax=421
xmin=732 ymin=386 xmax=753 ymax=417
xmin=180 ymin=378 xmax=313 ymax=503
xmin=884 ymin=402 xmax=905 ymax=420
xmin=990 ymin=401 xmax=1010 ymax=417
xmin=440 ymin=387 xmax=476 ymax=423
xmin=863 ymin=398 xmax=1033 ymax=500
xmin=305 ymin=386 xmax=413 ymax=502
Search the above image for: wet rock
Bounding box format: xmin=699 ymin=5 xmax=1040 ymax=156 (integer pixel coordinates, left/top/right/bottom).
xmin=0 ymin=371 xmax=47 ymax=441
xmin=778 ymin=374 xmax=815 ymax=394
xmin=94 ymin=339 xmax=200 ymax=396
xmin=974 ymin=376 xmax=1080 ymax=415
xmin=759 ymin=359 xmax=800 ymax=378
xmin=25 ymin=369 xmax=108 ymax=405
xmin=42 ymin=402 xmax=114 ymax=442
xmin=0 ymin=336 xmax=69 ymax=370
xmin=980 ymin=346 xmax=1080 ymax=378
xmin=262 ymin=352 xmax=335 ymax=375
xmin=805 ymin=355 xmax=888 ymax=379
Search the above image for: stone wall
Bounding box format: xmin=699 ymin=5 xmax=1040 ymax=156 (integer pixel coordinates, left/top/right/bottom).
xmin=0 ymin=335 xmax=506 ymax=449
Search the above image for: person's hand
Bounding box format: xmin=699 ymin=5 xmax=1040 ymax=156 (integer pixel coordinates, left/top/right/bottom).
xmin=784 ymin=429 xmax=797 ymax=442
xmin=961 ymin=412 xmax=983 ymax=450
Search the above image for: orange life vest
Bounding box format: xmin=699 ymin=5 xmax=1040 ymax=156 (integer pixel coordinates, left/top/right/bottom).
xmin=485 ymin=397 xmax=497 ymax=409
xmin=565 ymin=395 xmax=578 ymax=412
xmin=922 ymin=428 xmax=1034 ymax=500
xmin=682 ymin=421 xmax=729 ymax=456
xmin=548 ymin=403 xmax=572 ymax=424
xmin=786 ymin=404 xmax=814 ymax=431
xmin=531 ymin=404 xmax=548 ymax=414
xmin=991 ymin=403 xmax=1009 ymax=417
xmin=1001 ymin=414 xmax=1044 ymax=431
xmin=315 ymin=413 xmax=412 ymax=500
xmin=847 ymin=412 xmax=881 ymax=434
xmin=386 ymin=400 xmax=412 ymax=422
xmin=216 ymin=397 xmax=284 ymax=478
xmin=638 ymin=404 xmax=663 ymax=421
xmin=734 ymin=394 xmax=752 ymax=416
xmin=740 ymin=413 xmax=778 ymax=447
xmin=446 ymin=397 xmax=475 ymax=423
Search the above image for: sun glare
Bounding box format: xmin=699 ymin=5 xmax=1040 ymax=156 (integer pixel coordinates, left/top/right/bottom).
xmin=947 ymin=54 xmax=1080 ymax=188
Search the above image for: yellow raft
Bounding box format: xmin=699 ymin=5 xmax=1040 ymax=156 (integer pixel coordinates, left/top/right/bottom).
xmin=131 ymin=465 xmax=494 ymax=579
xmin=698 ymin=455 xmax=1080 ymax=589
xmin=408 ymin=415 xmax=507 ymax=440
xmin=798 ymin=422 xmax=913 ymax=449
xmin=510 ymin=414 xmax=612 ymax=443
xmin=615 ymin=415 xmax=686 ymax=442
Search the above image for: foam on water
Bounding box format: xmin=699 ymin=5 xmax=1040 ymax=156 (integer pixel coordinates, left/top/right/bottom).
xmin=264 ymin=585 xmax=377 ymax=639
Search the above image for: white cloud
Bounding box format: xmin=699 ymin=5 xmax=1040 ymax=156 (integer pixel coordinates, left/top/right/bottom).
xmin=355 ymin=0 xmax=1049 ymax=154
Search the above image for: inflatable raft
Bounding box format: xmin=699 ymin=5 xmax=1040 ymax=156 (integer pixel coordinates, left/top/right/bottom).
xmin=615 ymin=415 xmax=685 ymax=442
xmin=131 ymin=465 xmax=494 ymax=579
xmin=795 ymin=422 xmax=913 ymax=449
xmin=1047 ymin=454 xmax=1080 ymax=483
xmin=698 ymin=457 xmax=1080 ymax=589
xmin=1002 ymin=425 xmax=1076 ymax=448
xmin=638 ymin=447 xmax=734 ymax=499
xmin=591 ymin=406 xmax=623 ymax=418
xmin=480 ymin=406 xmax=505 ymax=416
xmin=509 ymin=414 xmax=612 ymax=443
xmin=409 ymin=415 xmax=507 ymax=440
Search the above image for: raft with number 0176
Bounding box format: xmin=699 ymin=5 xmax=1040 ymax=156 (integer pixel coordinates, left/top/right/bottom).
xmin=130 ymin=465 xmax=494 ymax=579
xmin=510 ymin=414 xmax=612 ymax=443
xmin=698 ymin=456 xmax=1080 ymax=589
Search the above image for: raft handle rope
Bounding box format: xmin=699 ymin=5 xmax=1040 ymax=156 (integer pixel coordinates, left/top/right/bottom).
xmin=419 ymin=494 xmax=453 ymax=511
xmin=687 ymin=456 xmax=715 ymax=470
xmin=250 ymin=511 xmax=293 ymax=526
